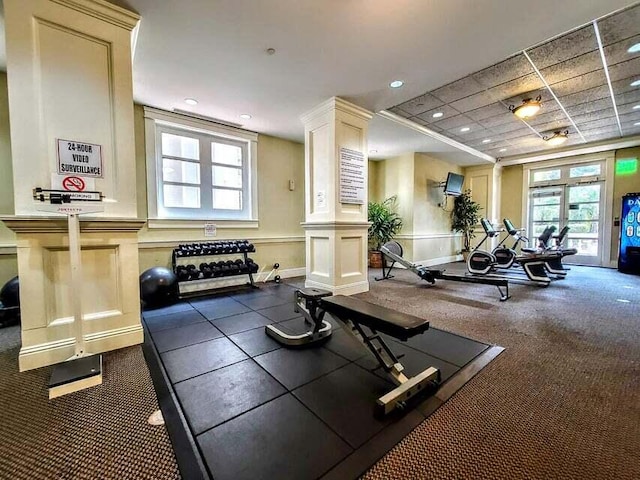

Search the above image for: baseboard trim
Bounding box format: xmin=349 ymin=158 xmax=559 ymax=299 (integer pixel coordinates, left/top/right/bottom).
xmin=19 ymin=324 xmax=143 ymax=371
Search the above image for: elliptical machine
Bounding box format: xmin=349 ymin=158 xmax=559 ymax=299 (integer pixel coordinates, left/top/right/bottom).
xmin=467 ymin=219 xmax=551 ymax=286
xmin=491 ymin=218 xmax=529 ymax=269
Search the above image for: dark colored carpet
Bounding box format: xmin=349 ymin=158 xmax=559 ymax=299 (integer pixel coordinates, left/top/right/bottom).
xmin=361 ymin=263 xmax=640 ymax=480
xmin=0 ymin=326 xmax=180 ymax=480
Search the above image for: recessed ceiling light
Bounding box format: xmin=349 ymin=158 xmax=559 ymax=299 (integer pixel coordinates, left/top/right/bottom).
xmin=499 ymin=148 xmax=507 ymax=152
xmin=616 ymin=299 xmax=630 ymax=303
xmin=482 ymin=139 xmax=491 ymax=143
xmin=628 ymin=43 xmax=640 ymax=53
xmin=631 ymin=80 xmax=640 ymax=87
xmin=634 ymin=122 xmax=640 ymax=126
xmin=634 ymin=105 xmax=640 ymax=110
xmin=389 ymin=80 xmax=404 ymax=88
xmin=460 ymin=127 xmax=470 ymax=132
xmin=184 ymin=98 xmax=198 ymax=105
xmin=432 ymin=112 xmax=444 ymax=118
xmin=240 ymin=114 xmax=252 ymax=119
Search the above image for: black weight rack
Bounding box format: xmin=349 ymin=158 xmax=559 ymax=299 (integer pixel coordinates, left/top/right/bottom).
xmin=171 ymin=240 xmax=259 ymax=299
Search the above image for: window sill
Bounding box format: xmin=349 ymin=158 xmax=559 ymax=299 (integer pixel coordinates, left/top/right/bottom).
xmin=146 ymin=218 xmax=259 ymax=230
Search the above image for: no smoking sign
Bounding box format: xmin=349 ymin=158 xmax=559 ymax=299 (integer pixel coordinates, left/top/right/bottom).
xmin=62 ymin=176 xmax=86 ymax=192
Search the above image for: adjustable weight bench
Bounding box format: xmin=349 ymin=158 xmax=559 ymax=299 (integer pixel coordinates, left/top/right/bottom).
xmin=266 ymin=288 xmax=441 ymax=415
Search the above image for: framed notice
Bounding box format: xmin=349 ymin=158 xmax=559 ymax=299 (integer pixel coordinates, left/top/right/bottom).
xmin=57 ymin=139 xmax=104 ymax=178
xmin=339 ymin=147 xmax=365 ymax=204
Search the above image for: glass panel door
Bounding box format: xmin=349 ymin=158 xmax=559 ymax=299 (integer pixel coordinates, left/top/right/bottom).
xmin=530 ymin=187 xmax=563 ymax=239
xmin=564 ymin=182 xmax=603 ymax=265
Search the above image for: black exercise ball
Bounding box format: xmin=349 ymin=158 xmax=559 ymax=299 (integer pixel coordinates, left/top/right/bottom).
xmin=0 ymin=276 xmax=20 ymax=327
xmin=139 ymin=267 xmax=179 ymax=309
xmin=0 ymin=276 xmax=19 ymax=307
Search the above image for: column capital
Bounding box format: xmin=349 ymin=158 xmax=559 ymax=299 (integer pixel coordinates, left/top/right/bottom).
xmin=301 ymin=97 xmax=373 ymax=125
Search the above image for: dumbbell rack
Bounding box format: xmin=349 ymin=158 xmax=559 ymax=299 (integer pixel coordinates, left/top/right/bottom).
xmin=171 ymin=240 xmax=259 ymax=299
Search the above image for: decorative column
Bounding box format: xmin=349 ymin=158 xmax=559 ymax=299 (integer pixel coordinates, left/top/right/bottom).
xmin=2 ymin=0 xmax=142 ymax=370
xmin=300 ymin=97 xmax=373 ymax=295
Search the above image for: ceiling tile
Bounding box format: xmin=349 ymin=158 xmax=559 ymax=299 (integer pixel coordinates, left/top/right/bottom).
xmin=549 ymin=69 xmax=607 ymax=97
xmin=486 ymin=73 xmax=545 ymax=102
xmin=445 ymin=122 xmax=487 ymax=139
xmin=582 ymin=124 xmax=621 ymax=138
xmin=597 ymin=4 xmax=640 ymax=47
xmin=527 ymin=25 xmax=598 ymax=70
xmin=565 ymin=97 xmax=615 ymax=117
xmin=414 ymin=104 xmax=461 ymax=124
xmin=573 ymin=114 xmax=619 ymax=131
xmin=464 ymin=103 xmax=510 ymax=122
xmin=539 ymin=50 xmax=603 ymax=85
xmin=502 ymin=87 xmax=547 ymax=109
xmin=472 ymin=54 xmax=534 ymax=89
xmin=394 ymin=93 xmax=444 ymax=116
xmin=431 ymin=114 xmax=475 ymax=130
xmin=622 ymin=124 xmax=640 ymax=136
xmin=387 ymin=106 xmax=410 ymax=117
xmin=558 ymin=84 xmax=611 ymax=107
xmin=430 ymin=76 xmax=485 ymax=104
xmin=532 ymin=119 xmax=573 ymax=134
xmin=449 ymin=91 xmax=497 ymax=113
xmin=488 ymin=119 xmax=531 ymax=135
xmin=611 ymin=78 xmax=640 ymax=97
xmin=526 ymin=108 xmax=569 ymax=128
xmin=617 ymin=101 xmax=640 ymax=115
xmin=607 ymin=57 xmax=640 ymax=83
xmin=604 ymin=35 xmax=640 ymax=67
xmin=478 ymin=112 xmax=521 ymax=129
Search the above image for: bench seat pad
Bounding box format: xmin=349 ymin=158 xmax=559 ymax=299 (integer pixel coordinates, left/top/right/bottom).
xmin=321 ymin=295 xmax=429 ymax=341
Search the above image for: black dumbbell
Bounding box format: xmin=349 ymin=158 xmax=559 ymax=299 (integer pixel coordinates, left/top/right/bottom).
xmin=229 ymin=241 xmax=239 ymax=253
xmin=175 ymin=265 xmax=189 ymax=282
xmin=200 ymin=262 xmax=213 ymax=278
xmin=186 ymin=264 xmax=199 ymax=280
xmin=247 ymin=242 xmax=255 ymax=252
xmin=209 ymin=261 xmax=222 ymax=277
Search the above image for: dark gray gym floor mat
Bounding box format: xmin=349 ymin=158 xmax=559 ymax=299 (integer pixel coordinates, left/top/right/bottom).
xmin=142 ymin=301 xmax=194 ymax=319
xmin=151 ymin=321 xmax=223 ymax=353
xmin=174 ymin=359 xmax=286 ymax=435
xmin=255 ymin=346 xmax=349 ymax=390
xmin=144 ymin=308 xmax=207 ymax=333
xmin=197 ymin=394 xmax=352 ymax=480
xmin=322 ymin=328 xmax=369 ymax=361
xmin=161 ymin=337 xmax=248 ymax=383
xmin=236 ymin=293 xmax=291 ymax=310
xmin=210 ymin=310 xmax=273 ymax=335
xmin=293 ymin=364 xmax=397 ymax=448
xmin=194 ymin=299 xmax=251 ymax=321
xmin=228 ymin=327 xmax=282 ymax=357
xmin=399 ymin=327 xmax=489 ymax=367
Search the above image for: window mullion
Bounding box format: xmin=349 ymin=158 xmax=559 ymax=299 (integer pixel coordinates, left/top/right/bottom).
xmin=200 ymin=137 xmax=213 ymax=216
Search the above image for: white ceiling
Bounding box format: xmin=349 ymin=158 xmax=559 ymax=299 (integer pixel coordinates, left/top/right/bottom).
xmin=3 ymin=0 xmax=638 ymax=164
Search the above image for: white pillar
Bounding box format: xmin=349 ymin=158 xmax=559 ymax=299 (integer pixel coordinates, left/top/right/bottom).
xmin=300 ymin=97 xmax=373 ymax=295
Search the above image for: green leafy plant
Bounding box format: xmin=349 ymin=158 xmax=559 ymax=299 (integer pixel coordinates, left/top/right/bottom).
xmin=451 ymin=189 xmax=482 ymax=252
xmin=368 ymin=196 xmax=403 ymax=250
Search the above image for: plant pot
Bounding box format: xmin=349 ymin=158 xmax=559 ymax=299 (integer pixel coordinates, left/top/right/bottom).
xmin=368 ymin=250 xmax=383 ymax=269
xmin=461 ymin=250 xmax=470 ymax=262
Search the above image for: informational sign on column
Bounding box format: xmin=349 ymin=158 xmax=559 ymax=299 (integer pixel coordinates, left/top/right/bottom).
xmin=57 ymin=139 xmax=103 ymax=178
xmin=339 ymin=147 xmax=365 ymax=204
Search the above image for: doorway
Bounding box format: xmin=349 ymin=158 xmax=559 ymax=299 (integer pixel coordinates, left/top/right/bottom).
xmin=528 ymin=161 xmax=606 ymax=266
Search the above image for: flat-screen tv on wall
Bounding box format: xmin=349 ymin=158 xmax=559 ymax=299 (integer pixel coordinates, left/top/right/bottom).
xmin=444 ymin=172 xmax=464 ymax=196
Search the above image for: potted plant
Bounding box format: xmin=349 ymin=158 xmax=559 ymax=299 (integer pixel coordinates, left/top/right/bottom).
xmin=451 ymin=189 xmax=482 ymax=261
xmin=368 ymin=196 xmax=403 ymax=268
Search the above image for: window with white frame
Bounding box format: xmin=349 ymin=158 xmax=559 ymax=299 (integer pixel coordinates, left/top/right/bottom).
xmin=144 ymin=107 xmax=258 ymax=223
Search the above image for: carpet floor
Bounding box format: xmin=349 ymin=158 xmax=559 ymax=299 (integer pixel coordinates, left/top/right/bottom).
xmin=361 ymin=264 xmax=640 ymax=480
xmin=0 ymin=264 xmax=638 ymax=480
xmin=0 ymin=326 xmax=180 ymax=480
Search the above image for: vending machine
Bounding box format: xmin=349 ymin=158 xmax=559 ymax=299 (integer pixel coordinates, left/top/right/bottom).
xmin=618 ymin=192 xmax=640 ymax=274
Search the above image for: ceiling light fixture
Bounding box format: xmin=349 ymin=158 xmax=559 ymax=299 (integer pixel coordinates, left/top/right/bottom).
xmin=482 ymin=139 xmax=491 ymax=144
xmin=509 ymin=96 xmax=542 ymax=119
xmin=499 ymin=148 xmax=507 ymax=152
xmin=628 ymin=43 xmax=640 ymax=53
xmin=239 ymin=114 xmax=252 ymax=119
xmin=631 ymin=80 xmax=640 ymax=87
xmin=432 ymin=112 xmax=444 ymax=118
xmin=543 ymin=130 xmax=569 ymax=147
xmin=460 ymin=127 xmax=470 ymax=132
xmin=634 ymin=105 xmax=640 ymax=110
xmin=634 ymin=122 xmax=640 ymax=126
xmin=389 ymin=80 xmax=404 ymax=88
xmin=184 ymin=98 xmax=198 ymax=105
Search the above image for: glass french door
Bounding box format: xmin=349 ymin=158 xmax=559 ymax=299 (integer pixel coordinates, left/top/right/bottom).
xmin=529 ymin=165 xmax=604 ymax=265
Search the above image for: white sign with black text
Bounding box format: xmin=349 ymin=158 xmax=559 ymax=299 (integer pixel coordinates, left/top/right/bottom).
xmin=57 ymin=139 xmax=104 ymax=178
xmin=339 ymin=147 xmax=365 ymax=205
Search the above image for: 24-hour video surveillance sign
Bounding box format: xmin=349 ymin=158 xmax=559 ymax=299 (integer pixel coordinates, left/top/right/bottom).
xmin=57 ymin=139 xmax=103 ymax=178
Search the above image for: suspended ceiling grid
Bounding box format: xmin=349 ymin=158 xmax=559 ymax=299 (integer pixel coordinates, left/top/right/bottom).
xmin=387 ymin=4 xmax=640 ymax=159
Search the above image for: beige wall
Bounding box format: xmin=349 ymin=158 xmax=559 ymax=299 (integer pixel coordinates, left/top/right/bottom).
xmin=500 ymin=164 xmax=524 ymax=228
xmin=0 ymin=72 xmax=17 ymax=284
xmin=375 ymin=153 xmax=415 ymax=236
xmin=134 ymin=105 xmax=306 ymax=275
xmin=368 ymin=160 xmax=380 ymax=202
